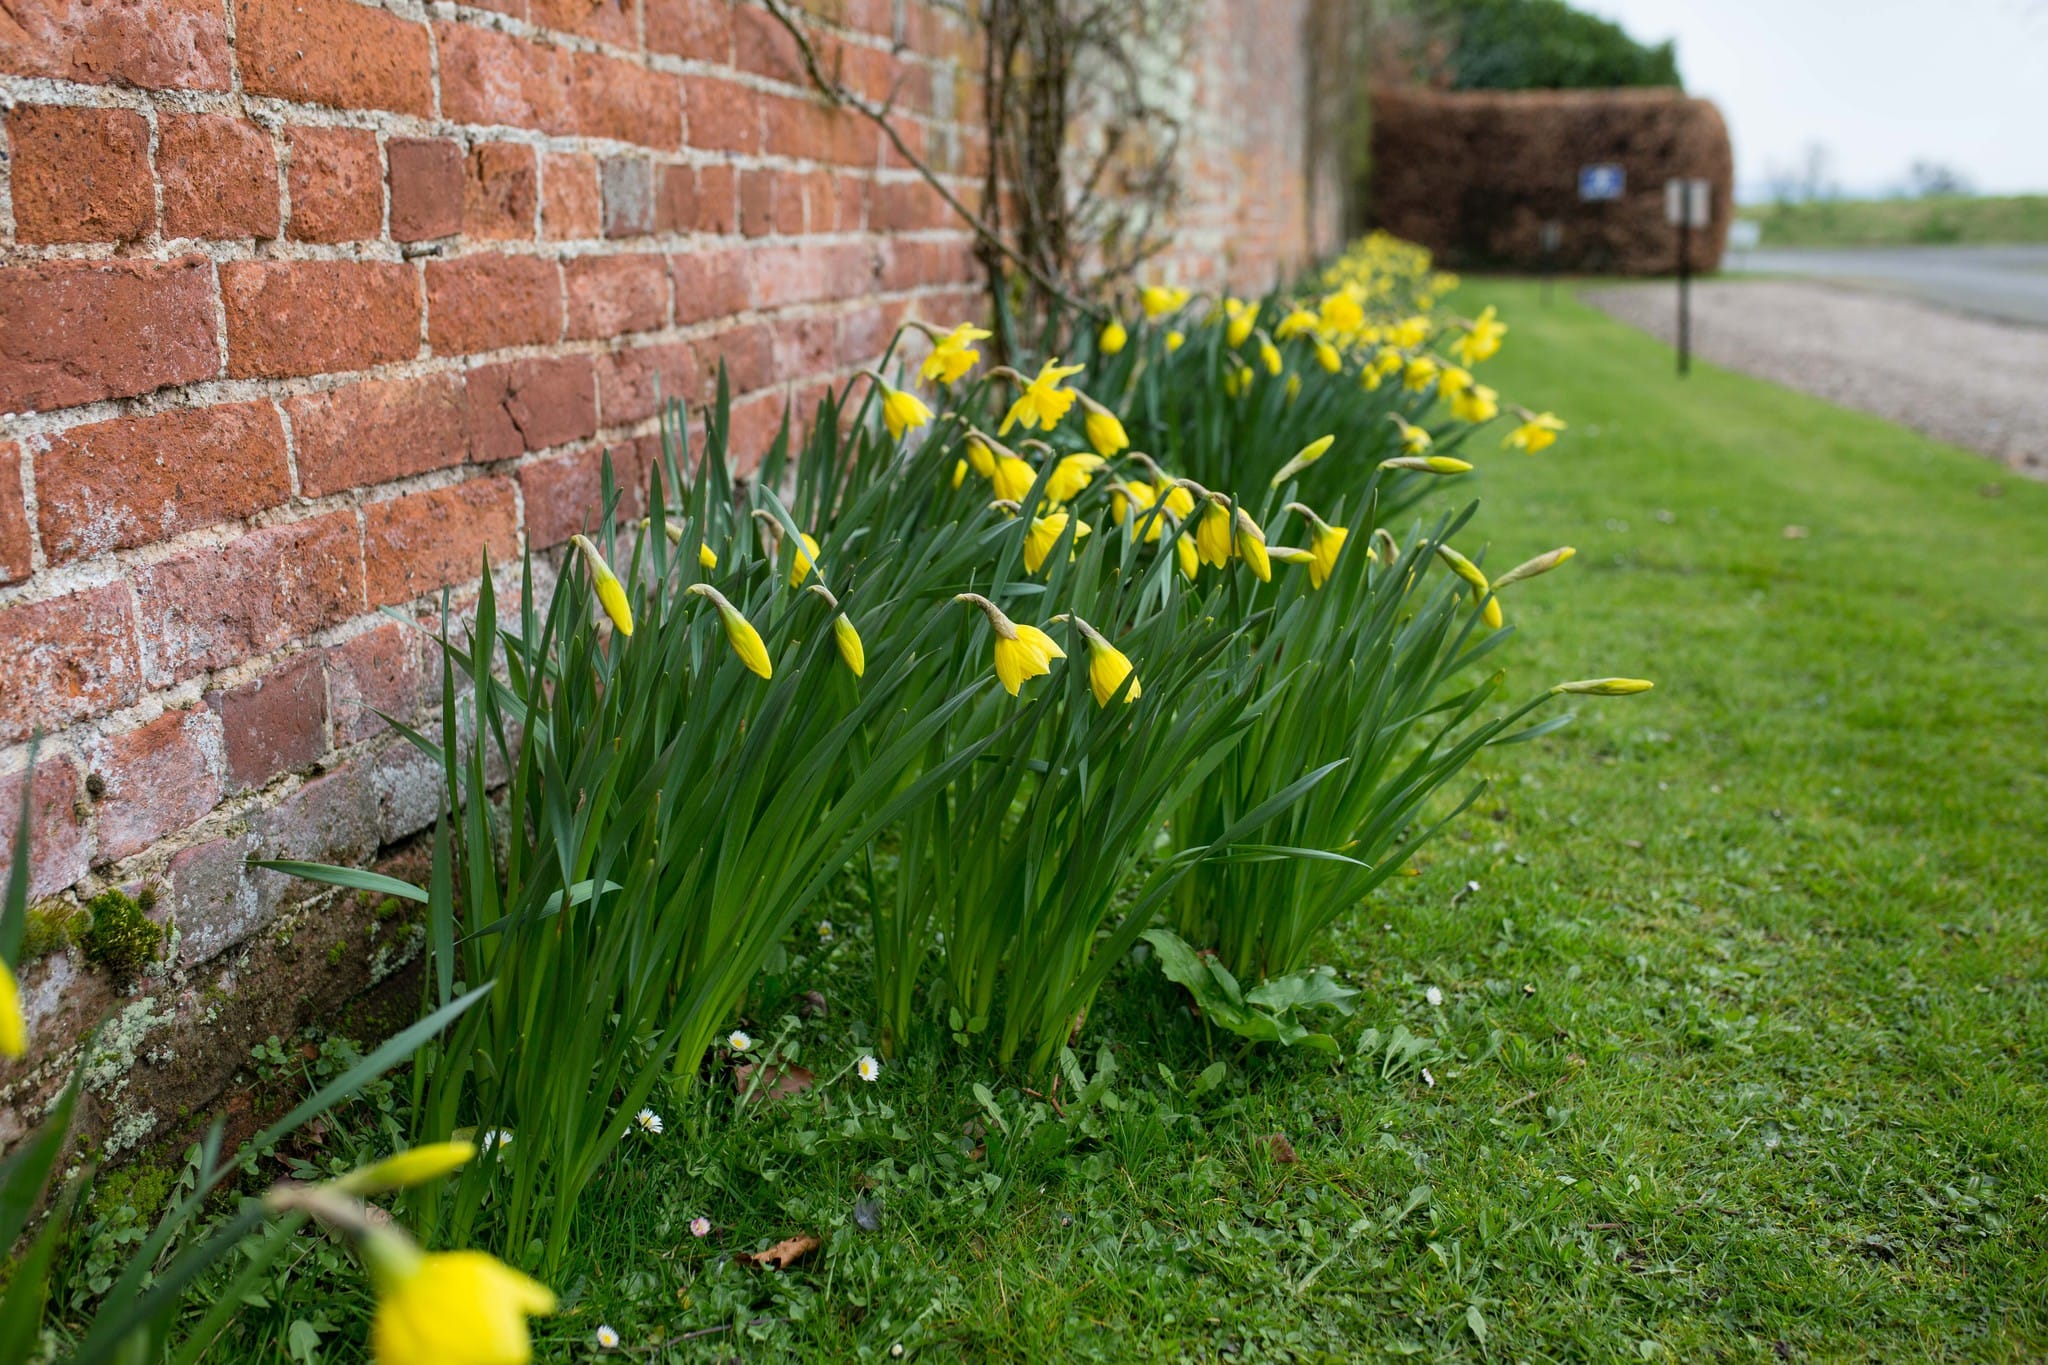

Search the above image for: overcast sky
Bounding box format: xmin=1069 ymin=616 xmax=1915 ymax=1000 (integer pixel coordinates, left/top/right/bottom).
xmin=1572 ymin=0 xmax=2048 ymax=200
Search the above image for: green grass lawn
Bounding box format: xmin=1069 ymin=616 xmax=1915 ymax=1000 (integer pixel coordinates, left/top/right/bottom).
xmin=1740 ymin=194 xmax=2048 ymax=248
xmin=209 ymin=283 xmax=2048 ymax=1361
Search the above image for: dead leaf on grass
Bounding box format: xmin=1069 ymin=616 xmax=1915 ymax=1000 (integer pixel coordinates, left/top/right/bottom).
xmin=740 ymin=1234 xmax=819 ymax=1270
xmin=733 ymin=1063 xmax=816 ymax=1101
xmin=1263 ymin=1132 xmax=1299 ymax=1164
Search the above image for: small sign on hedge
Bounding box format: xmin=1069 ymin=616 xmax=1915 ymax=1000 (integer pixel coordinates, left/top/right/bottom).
xmin=1578 ymin=163 xmax=1626 ymax=201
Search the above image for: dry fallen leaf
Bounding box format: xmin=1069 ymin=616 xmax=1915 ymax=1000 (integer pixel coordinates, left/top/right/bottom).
xmin=740 ymin=1234 xmax=819 ymax=1270
xmin=1263 ymin=1132 xmax=1299 ymax=1165
xmin=733 ymin=1063 xmax=816 ymax=1101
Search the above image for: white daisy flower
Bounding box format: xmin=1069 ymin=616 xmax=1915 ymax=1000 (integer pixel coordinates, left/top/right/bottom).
xmin=1425 ymin=985 xmax=1443 ymax=1007
xmin=857 ymin=1055 xmax=882 ymax=1083
xmin=728 ymin=1030 xmax=753 ymax=1053
xmin=596 ymin=1324 xmax=620 ymax=1349
xmin=1421 ymin=1067 xmax=1436 ymax=1088
xmin=690 ymin=1215 xmax=712 ymax=1237
xmin=480 ymin=1128 xmax=513 ymax=1151
xmin=817 ymin=920 xmax=835 ymax=942
xmin=635 ymin=1107 xmax=664 ymax=1136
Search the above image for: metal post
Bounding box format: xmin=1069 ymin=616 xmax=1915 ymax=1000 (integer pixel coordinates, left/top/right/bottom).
xmin=1677 ymin=214 xmax=1691 ymax=377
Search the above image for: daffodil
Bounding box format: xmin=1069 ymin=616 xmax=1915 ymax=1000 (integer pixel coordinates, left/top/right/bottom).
xmin=991 ymin=452 xmax=1037 ymax=503
xmin=787 ymin=530 xmax=821 ymax=587
xmin=1258 ymin=338 xmax=1283 ymax=376
xmin=1493 ymin=545 xmax=1575 ymax=588
xmin=1270 ymin=434 xmax=1334 ymax=487
xmin=364 ymin=1236 xmax=556 ymax=1365
xmin=1099 ymin=317 xmax=1128 ymax=354
xmin=1285 ymin=373 xmax=1302 ymax=402
xmin=1274 ymin=308 xmax=1319 ymax=341
xmin=1551 ymin=677 xmax=1654 ymax=696
xmin=1450 ymin=383 xmax=1499 ymax=424
xmin=1436 ymin=543 xmax=1503 ymax=628
xmin=833 ymin=614 xmax=865 ymax=678
xmin=965 ymin=434 xmax=998 ymax=478
xmin=1023 ymin=511 xmax=1090 ymax=574
xmin=650 ymin=519 xmax=718 ymax=570
xmin=1224 ymin=299 xmax=1259 ymax=348
xmin=1140 ymin=283 xmax=1189 ymax=318
xmin=1078 ymin=398 xmax=1128 ymax=460
xmin=1380 ymin=454 xmax=1471 ymax=474
xmin=1000 ymin=359 xmax=1086 ymax=435
xmin=1317 ymin=288 xmax=1365 ymax=338
xmin=1234 ymin=507 xmax=1272 ymax=582
xmin=955 ymin=593 xmax=1064 ymax=696
xmin=1361 ymin=348 xmax=1403 ymax=391
xmin=2 ymin=960 xmax=25 ymax=1058
xmin=1313 ymin=340 xmax=1342 ymax=374
xmin=1165 ymin=329 xmax=1186 ymax=352
xmin=1046 ymin=451 xmax=1106 ymax=503
xmin=1504 ymin=412 xmax=1566 ymax=453
xmin=1286 ymin=503 xmax=1348 ymax=589
xmin=951 ymin=459 xmax=968 ymax=488
xmin=1436 ymin=365 xmax=1473 ymax=398
xmin=1064 ymin=615 xmax=1141 ymax=706
xmin=337 ymin=1142 xmax=476 ymax=1196
xmin=1195 ymin=498 xmax=1235 ymax=569
xmin=687 ymin=584 xmax=772 ymax=678
xmin=1452 ymin=305 xmax=1507 ymax=366
xmin=1390 ymin=415 xmax=1433 ymax=456
xmin=920 ymin=322 xmax=991 ymax=385
xmin=1174 ymin=530 xmax=1200 ymax=581
xmin=567 ymin=535 xmax=633 ymax=637
xmin=1392 ymin=315 xmax=1430 ymax=349
xmin=1402 ymin=356 xmax=1439 ymax=392
xmin=1111 ymin=478 xmax=1158 ymax=535
xmin=876 ymin=380 xmax=933 ymax=441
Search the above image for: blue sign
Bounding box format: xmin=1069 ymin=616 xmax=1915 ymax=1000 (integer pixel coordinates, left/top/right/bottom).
xmin=1579 ymin=163 xmax=1626 ymax=201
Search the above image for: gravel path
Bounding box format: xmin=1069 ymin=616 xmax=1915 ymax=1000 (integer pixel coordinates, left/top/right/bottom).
xmin=1582 ymin=279 xmax=2048 ymax=480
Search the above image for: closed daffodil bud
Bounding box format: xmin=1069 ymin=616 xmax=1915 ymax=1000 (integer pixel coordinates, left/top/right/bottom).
xmin=951 ymin=458 xmax=968 ymax=489
xmin=789 ymin=531 xmax=821 ymax=588
xmin=1258 ymin=338 xmax=1283 ymax=376
xmin=1078 ymin=397 xmax=1129 ymax=460
xmin=569 ymin=534 xmax=633 ymax=637
xmin=1270 ymin=434 xmax=1335 ymax=488
xmin=1492 ymin=545 xmax=1576 ymax=589
xmin=1023 ymin=511 xmax=1090 ymax=574
xmin=1099 ymin=317 xmax=1128 ymax=355
xmin=1380 ymin=454 xmax=1471 ymax=475
xmin=833 ymin=614 xmax=865 ymax=679
xmin=687 ymin=584 xmax=772 ymax=679
xmin=1165 ymin=329 xmax=1186 ymax=352
xmin=1174 ymin=531 xmax=1200 ymax=582
xmin=336 ymin=1142 xmax=476 ymax=1197
xmin=1551 ymin=677 xmax=1654 ymax=696
xmin=1285 ymin=503 xmax=1348 ymax=590
xmin=1314 ymin=340 xmax=1342 ymax=374
xmin=1195 ymin=498 xmax=1235 ymax=569
xmin=1234 ymin=506 xmax=1272 ymax=582
xmin=1 ymin=960 xmax=24 ymax=1058
xmin=1065 ymin=615 xmax=1141 ymax=707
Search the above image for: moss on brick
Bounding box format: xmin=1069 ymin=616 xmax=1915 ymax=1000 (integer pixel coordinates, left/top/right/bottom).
xmin=81 ymin=886 xmax=166 ymax=982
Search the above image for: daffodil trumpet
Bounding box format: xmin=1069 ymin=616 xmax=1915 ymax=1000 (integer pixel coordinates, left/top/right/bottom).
xmin=1281 ymin=502 xmax=1348 ymax=589
xmin=954 ymin=593 xmax=1065 ymax=696
xmin=859 ymin=370 xmax=936 ymax=441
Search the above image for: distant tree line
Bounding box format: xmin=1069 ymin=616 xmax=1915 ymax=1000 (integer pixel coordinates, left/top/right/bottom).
xmin=1396 ymin=0 xmax=1681 ymax=91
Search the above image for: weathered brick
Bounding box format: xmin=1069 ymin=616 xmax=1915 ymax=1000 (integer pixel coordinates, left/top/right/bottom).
xmin=738 ymin=168 xmax=777 ymax=238
xmin=542 ymin=153 xmax=602 ymax=240
xmin=529 ymin=0 xmax=633 ymax=45
xmin=163 ymin=827 xmax=262 ymax=967
xmin=0 ymin=0 xmax=231 ymax=91
xmin=693 ymin=319 xmax=774 ymax=394
xmin=670 ymin=246 xmax=752 ymax=324
xmin=221 ymin=260 xmax=421 ymax=378
xmin=133 ymin=513 xmax=365 ymax=685
xmin=287 ymin=126 xmax=383 ymax=243
xmin=388 ymin=138 xmax=464 ymax=242
xmin=37 ymin=402 xmax=292 ymax=564
xmin=326 ymin=621 xmax=426 ymax=746
xmin=598 ymin=341 xmax=696 ymax=427
xmin=731 ymin=2 xmax=805 ymax=82
xmin=685 ymin=75 xmax=761 ymax=155
xmin=646 ymin=0 xmax=731 ymax=61
xmin=601 ymin=157 xmax=655 ymax=239
xmin=159 ymin=114 xmax=280 ymax=241
xmin=209 ymin=651 xmax=328 ymax=791
xmin=569 ymin=51 xmax=681 ymax=149
xmin=286 ymin=374 xmax=468 ymax=498
xmin=0 ymin=583 xmax=142 ymax=742
xmin=237 ymin=0 xmax=432 ymax=114
xmin=724 ymin=388 xmax=788 ymax=473
xmin=0 ymin=755 xmax=90 ymax=901
xmin=753 ymin=240 xmax=877 ymax=311
xmin=370 ymin=739 xmax=442 ymax=844
xmin=518 ymin=443 xmax=647 ymax=549
xmin=465 ymin=143 xmax=539 ymax=241
xmin=690 ymin=163 xmax=738 ymax=234
xmin=435 ymin=21 xmax=568 ymax=134
xmin=566 ymin=254 xmax=669 ymax=339
xmin=361 ymin=480 xmax=520 ymax=607
xmin=465 ymin=356 xmax=598 ymax=464
xmin=0 ymin=446 xmax=32 ymax=586
xmin=87 ymin=707 xmax=224 ymax=862
xmin=7 ymin=104 xmax=153 ymax=244
xmin=425 ymin=254 xmax=562 ymax=355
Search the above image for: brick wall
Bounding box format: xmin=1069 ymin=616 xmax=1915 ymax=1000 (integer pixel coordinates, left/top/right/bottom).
xmin=0 ymin=0 xmax=1337 ymax=1122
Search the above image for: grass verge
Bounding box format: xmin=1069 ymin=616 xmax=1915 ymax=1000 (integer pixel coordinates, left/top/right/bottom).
xmin=1739 ymin=194 xmax=2048 ymax=248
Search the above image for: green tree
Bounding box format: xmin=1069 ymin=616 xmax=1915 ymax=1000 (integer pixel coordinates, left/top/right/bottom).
xmin=1418 ymin=0 xmax=1681 ymax=89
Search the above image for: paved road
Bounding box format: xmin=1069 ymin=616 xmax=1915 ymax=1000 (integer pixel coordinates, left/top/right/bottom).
xmin=1727 ymin=244 xmax=2048 ymax=328
xmin=1584 ymin=279 xmax=2048 ymax=479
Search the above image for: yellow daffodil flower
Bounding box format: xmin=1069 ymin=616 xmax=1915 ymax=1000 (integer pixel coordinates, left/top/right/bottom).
xmin=965 ymin=434 xmax=998 ymax=478
xmin=1111 ymin=478 xmax=1158 ymax=536
xmin=1270 ymin=434 xmax=1335 ymax=487
xmin=991 ymin=452 xmax=1036 ymax=503
xmin=1504 ymin=412 xmax=1566 ymax=453
xmin=1274 ymin=308 xmax=1320 ymax=341
xmin=789 ymin=531 xmax=821 ymax=587
xmin=1313 ymin=340 xmax=1342 ymax=374
xmin=878 ymin=381 xmax=934 ymax=441
xmin=367 ymin=1238 xmax=556 ymax=1365
xmin=1174 ymin=531 xmax=1200 ymax=581
xmin=1402 ymin=355 xmax=1439 ymax=392
xmin=1390 ymin=415 xmax=1433 ymax=456
xmin=1023 ymin=511 xmax=1090 ymax=574
xmin=1259 ymin=338 xmax=1283 ymax=376
xmin=687 ymin=584 xmax=772 ymax=678
xmin=951 ymin=459 xmax=968 ymax=488
xmin=1077 ymin=397 xmax=1129 ymax=459
xmin=1450 ymin=384 xmax=1499 ymax=424
xmin=1225 ymin=299 xmax=1259 ymax=348
xmin=1099 ymin=318 xmax=1128 ymax=354
xmin=1047 ymin=451 xmax=1106 ymax=503
xmin=1140 ymin=283 xmax=1189 ymax=318
xmin=569 ymin=535 xmax=632 ymax=638
xmin=1551 ymin=677 xmax=1654 ymax=696
xmin=1392 ymin=315 xmax=1430 ymax=349
xmin=920 ymin=323 xmax=991 ymax=385
xmin=1195 ymin=498 xmax=1235 ymax=569
xmin=1165 ymin=329 xmax=1186 ymax=352
xmin=1000 ymin=359 xmax=1086 ymax=435
xmin=1361 ymin=348 xmax=1403 ymax=391
xmin=1062 ymin=616 xmax=1141 ymax=707
xmin=1 ymin=960 xmax=24 ymax=1058
xmin=1436 ymin=365 xmax=1474 ymax=398
xmin=1286 ymin=503 xmax=1348 ymax=589
xmin=1318 ymin=288 xmax=1365 ymax=338
xmin=833 ymin=614 xmax=865 ymax=678
xmin=1234 ymin=506 xmax=1272 ymax=582
xmin=955 ymin=594 xmax=1064 ymax=696
xmin=1452 ymin=305 xmax=1507 ymax=366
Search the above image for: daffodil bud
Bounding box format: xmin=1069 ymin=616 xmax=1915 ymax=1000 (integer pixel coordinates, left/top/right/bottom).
xmin=688 ymin=584 xmax=772 ymax=679
xmin=1099 ymin=318 xmax=1128 ymax=355
xmin=1492 ymin=546 xmax=1576 ymax=589
xmin=334 ymin=1142 xmax=476 ymax=1196
xmin=1550 ymin=678 xmax=1654 ymax=696
xmin=569 ymin=534 xmax=633 ymax=637
xmin=833 ymin=614 xmax=865 ymax=679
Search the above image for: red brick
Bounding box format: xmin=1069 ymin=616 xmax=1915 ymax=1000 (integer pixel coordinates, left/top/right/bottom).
xmin=325 ymin=622 xmax=426 ymax=746
xmin=669 ymin=246 xmax=751 ymax=324
xmin=362 ymin=480 xmax=519 ymax=607
xmin=570 ymin=52 xmax=681 ymax=149
xmin=529 ymin=0 xmax=633 ymax=45
xmin=646 ymin=0 xmax=730 ymax=61
xmin=287 ymin=374 xmax=468 ymax=498
xmin=518 ymin=443 xmax=650 ymax=548
xmin=739 ymin=169 xmax=777 ymax=237
xmin=684 ymin=75 xmax=760 ymax=155
xmin=0 ymin=447 xmax=32 ymax=586
xmin=873 ymin=179 xmax=945 ymax=232
xmin=7 ymin=104 xmax=152 ymax=244
xmin=730 ymin=2 xmax=805 ymax=82
xmin=565 ymin=254 xmax=668 ymax=339
xmin=210 ymin=651 xmax=328 ymax=791
xmin=0 ymin=0 xmax=231 ymax=91
xmin=753 ymin=240 xmax=876 ymax=311
xmin=37 ymin=403 xmax=291 ymax=565
xmin=691 ymin=164 xmax=737 ymax=234
xmin=237 ymin=0 xmax=432 ymax=114
xmin=133 ymin=513 xmax=365 ymax=686
xmin=0 ymin=755 xmax=90 ymax=901
xmin=436 ymin=21 xmax=568 ymax=134
xmin=0 ymin=583 xmax=142 ymax=742
xmin=600 ymin=158 xmax=656 ymax=239
xmin=88 ymin=707 xmax=224 ymax=862
xmin=777 ymin=313 xmax=837 ymax=377
xmin=598 ymin=342 xmax=696 ymax=427
xmin=724 ymin=389 xmax=787 ymax=474
xmin=0 ymin=256 xmax=218 ymax=413
xmin=388 ymin=138 xmax=464 ymax=242
xmin=465 ymin=143 xmax=538 ymax=241
xmin=425 ymin=254 xmax=562 ymax=355
xmin=693 ymin=320 xmax=773 ymax=395
xmin=221 ymin=260 xmax=421 ymax=379
xmin=287 ymin=126 xmax=383 ymax=243
xmin=542 ymin=153 xmax=601 ymax=239
xmin=465 ymin=356 xmax=598 ymax=463
xmin=159 ymin=114 xmax=280 ymax=240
